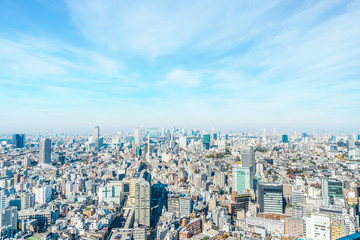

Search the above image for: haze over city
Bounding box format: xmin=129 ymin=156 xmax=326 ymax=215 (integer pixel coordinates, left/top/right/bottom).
xmin=1 ymin=0 xmax=360 ymax=133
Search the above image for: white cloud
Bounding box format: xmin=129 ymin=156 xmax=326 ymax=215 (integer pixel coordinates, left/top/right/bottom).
xmin=89 ymin=54 xmax=122 ymax=76
xmin=0 ymin=38 xmax=66 ymax=77
xmin=65 ymin=0 xmax=281 ymax=57
xmin=0 ymin=36 xmax=124 ymax=79
xmin=164 ymin=69 xmax=201 ymax=88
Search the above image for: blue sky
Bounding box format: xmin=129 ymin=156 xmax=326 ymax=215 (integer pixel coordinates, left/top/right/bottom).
xmin=0 ymin=0 xmax=360 ymax=133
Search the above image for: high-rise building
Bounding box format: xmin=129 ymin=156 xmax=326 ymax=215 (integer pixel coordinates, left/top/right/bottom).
xmin=0 ymin=206 xmax=17 ymax=230
xmin=93 ymin=126 xmax=100 ymax=140
xmin=147 ymin=134 xmax=151 ymax=156
xmin=322 ymin=178 xmax=343 ymax=205
xmin=35 ymin=186 xmax=52 ymax=204
xmin=214 ymin=172 xmax=227 ymax=188
xmin=0 ymin=195 xmax=7 ymax=212
xmin=212 ymin=206 xmax=228 ymax=227
xmin=241 ymin=147 xmax=255 ymax=171
xmin=134 ymin=127 xmax=143 ymax=147
xmin=179 ymin=136 xmax=187 ymax=148
xmin=179 ymin=197 xmax=193 ymax=218
xmin=92 ymin=126 xmax=103 ymax=149
xmin=203 ymin=135 xmax=210 ymax=150
xmin=282 ymin=135 xmax=289 ymax=143
xmin=168 ymin=193 xmax=181 ymax=218
xmin=39 ymin=138 xmax=51 ymax=164
xmin=331 ymin=223 xmax=342 ymax=240
xmin=213 ymin=133 xmax=218 ymax=141
xmin=149 ymin=128 xmax=158 ymax=138
xmin=99 ymin=181 xmax=123 ymax=205
xmin=305 ymin=214 xmax=331 ymax=240
xmin=21 ymin=193 xmax=35 ymax=210
xmin=347 ymin=139 xmax=356 ymax=151
xmin=13 ymin=134 xmax=26 ymax=148
xmin=135 ymin=177 xmax=151 ymax=227
xmin=292 ymin=205 xmax=304 ymax=218
xmin=231 ymin=192 xmax=251 ymax=214
xmin=285 ymin=218 xmax=304 ymax=239
xmin=136 ymin=147 xmax=142 ymax=156
xmin=233 ymin=166 xmax=253 ymax=192
xmin=258 ymin=183 xmax=283 ymax=214
xmin=292 ymin=188 xmax=305 ymax=204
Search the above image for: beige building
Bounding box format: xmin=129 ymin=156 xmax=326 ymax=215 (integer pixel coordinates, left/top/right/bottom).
xmin=331 ymin=223 xmax=342 ymax=240
xmin=285 ymin=217 xmax=304 ymax=239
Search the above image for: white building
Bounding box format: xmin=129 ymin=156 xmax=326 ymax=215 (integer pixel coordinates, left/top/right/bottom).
xmin=99 ymin=181 xmax=123 ymax=204
xmin=179 ymin=136 xmax=187 ymax=148
xmin=305 ymin=214 xmax=331 ymax=240
xmin=135 ymin=178 xmax=151 ymax=227
xmin=179 ymin=197 xmax=193 ymax=218
xmin=34 ymin=185 xmax=52 ymax=204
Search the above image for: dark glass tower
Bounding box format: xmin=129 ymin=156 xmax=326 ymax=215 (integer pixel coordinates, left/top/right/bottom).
xmin=13 ymin=134 xmax=26 ymax=148
xmin=258 ymin=182 xmax=283 ymax=214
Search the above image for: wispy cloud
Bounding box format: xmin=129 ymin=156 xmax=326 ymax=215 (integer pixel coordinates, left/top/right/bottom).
xmin=162 ymin=69 xmax=202 ymax=88
xmin=65 ymin=0 xmax=282 ymax=57
xmin=0 ymin=35 xmax=125 ymax=79
xmin=1 ymin=0 xmax=360 ymax=131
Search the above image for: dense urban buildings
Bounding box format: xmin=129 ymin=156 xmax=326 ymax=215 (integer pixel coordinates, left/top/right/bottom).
xmin=1 ymin=127 xmax=360 ymax=240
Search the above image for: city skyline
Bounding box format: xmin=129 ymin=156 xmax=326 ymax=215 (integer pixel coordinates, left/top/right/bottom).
xmin=1 ymin=0 xmax=360 ymax=132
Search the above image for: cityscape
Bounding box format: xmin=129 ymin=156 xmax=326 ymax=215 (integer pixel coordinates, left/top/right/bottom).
xmin=1 ymin=128 xmax=360 ymax=240
xmin=1 ymin=1 xmax=360 ymax=240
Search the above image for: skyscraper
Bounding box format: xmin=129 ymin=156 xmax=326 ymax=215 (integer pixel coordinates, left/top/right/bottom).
xmin=13 ymin=134 xmax=26 ymax=148
xmin=214 ymin=172 xmax=227 ymax=188
xmin=258 ymin=182 xmax=283 ymax=214
xmin=149 ymin=128 xmax=158 ymax=138
xmin=0 ymin=206 xmax=17 ymax=230
xmin=93 ymin=126 xmax=100 ymax=140
xmin=282 ymin=134 xmax=289 ymax=143
xmin=179 ymin=136 xmax=187 ymax=148
xmin=135 ymin=177 xmax=151 ymax=227
xmin=134 ymin=127 xmax=143 ymax=147
xmin=322 ymin=178 xmax=343 ymax=205
xmin=39 ymin=138 xmax=51 ymax=164
xmin=93 ymin=126 xmax=103 ymax=149
xmin=233 ymin=166 xmax=253 ymax=192
xmin=213 ymin=133 xmax=217 ymax=140
xmin=34 ymin=185 xmax=52 ymax=204
xmin=21 ymin=193 xmax=35 ymax=210
xmin=0 ymin=195 xmax=6 ymax=212
xmin=179 ymin=197 xmax=193 ymax=218
xmin=291 ymin=188 xmax=305 ymax=205
xmin=203 ymin=134 xmax=210 ymax=150
xmin=241 ymin=147 xmax=255 ymax=171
